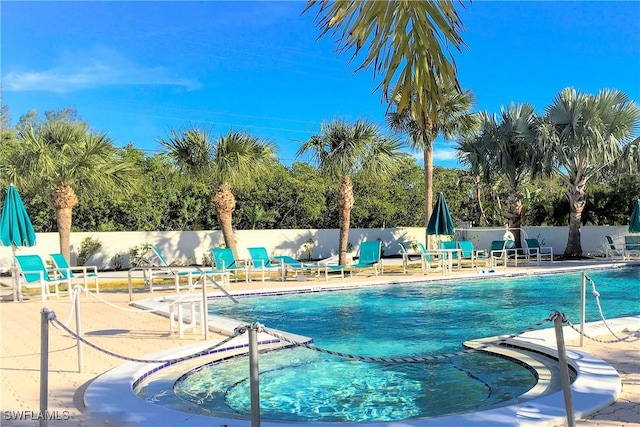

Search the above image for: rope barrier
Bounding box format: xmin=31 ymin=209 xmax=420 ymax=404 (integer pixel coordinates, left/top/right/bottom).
xmin=48 ymin=312 xmax=242 ymax=364
xmin=81 ymin=284 xmax=198 ymax=313
xmin=584 ymin=274 xmax=623 ymax=339
xmin=566 ymin=318 xmax=640 ymax=344
xmin=50 ymin=286 xmax=81 ymax=330
xmin=44 ymin=307 xmax=637 ymax=374
xmin=263 ymin=316 xmax=554 ymax=364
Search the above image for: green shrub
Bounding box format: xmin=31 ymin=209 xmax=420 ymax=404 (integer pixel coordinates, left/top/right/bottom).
xmin=77 ymin=237 xmax=102 ymax=266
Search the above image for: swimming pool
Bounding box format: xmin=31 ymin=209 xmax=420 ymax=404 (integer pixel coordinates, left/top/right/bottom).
xmin=137 ymin=267 xmax=639 ymax=423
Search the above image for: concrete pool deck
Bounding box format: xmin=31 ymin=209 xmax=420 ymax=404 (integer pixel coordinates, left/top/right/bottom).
xmin=0 ymin=260 xmax=638 ymax=426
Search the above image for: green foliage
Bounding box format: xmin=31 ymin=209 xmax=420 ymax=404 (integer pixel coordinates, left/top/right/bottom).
xmin=77 ymin=237 xmax=102 ymax=266
xmin=3 ymin=105 xmax=637 ymax=236
xmin=110 ymin=253 xmax=126 ymax=270
xmin=302 ymin=235 xmax=315 ymax=260
xmin=129 ymin=243 xmax=153 ymax=267
xmin=305 ymin=1 xmax=464 ymax=121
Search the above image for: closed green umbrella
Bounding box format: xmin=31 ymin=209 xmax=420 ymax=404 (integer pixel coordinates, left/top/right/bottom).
xmin=630 ymin=199 xmax=640 ymax=233
xmin=1 ymin=184 xmax=36 ymax=247
xmin=1 ymin=184 xmax=37 ymax=301
xmin=427 ymin=193 xmax=455 ymax=236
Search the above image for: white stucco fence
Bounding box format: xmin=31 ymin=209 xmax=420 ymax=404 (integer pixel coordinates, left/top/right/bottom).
xmin=0 ymin=225 xmax=631 ymax=271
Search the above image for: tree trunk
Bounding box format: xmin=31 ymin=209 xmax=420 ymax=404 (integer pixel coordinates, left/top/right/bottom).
xmin=212 ymin=184 xmax=238 ymax=259
xmin=475 ymin=175 xmax=487 ymax=226
xmin=338 ymin=175 xmax=354 ymax=266
xmin=503 ymin=184 xmax=523 ymax=248
xmin=565 ymin=178 xmax=587 ymax=258
xmin=50 ymin=184 xmax=78 ymax=264
xmin=56 ymin=207 xmax=74 ymax=264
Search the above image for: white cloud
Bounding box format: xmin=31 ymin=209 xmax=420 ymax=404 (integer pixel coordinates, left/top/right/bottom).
xmin=3 ymin=46 xmax=201 ymax=93
xmin=433 ymin=148 xmax=459 ymax=162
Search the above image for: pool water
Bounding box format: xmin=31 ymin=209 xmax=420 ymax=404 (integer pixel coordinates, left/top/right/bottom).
xmin=169 ymin=268 xmax=638 ymax=422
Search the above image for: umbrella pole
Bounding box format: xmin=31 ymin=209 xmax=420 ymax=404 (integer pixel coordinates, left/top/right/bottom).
xmin=11 ymin=246 xmax=20 ymax=303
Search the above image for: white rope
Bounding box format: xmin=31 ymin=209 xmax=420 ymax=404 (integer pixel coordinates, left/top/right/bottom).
xmin=81 ymin=283 xmax=199 ymax=313
xmin=50 ymin=286 xmax=81 ymax=330
xmin=586 ymin=275 xmax=622 ymax=339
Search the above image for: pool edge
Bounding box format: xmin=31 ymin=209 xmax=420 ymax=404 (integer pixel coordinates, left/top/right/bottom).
xmin=84 ymin=315 xmax=639 ymax=427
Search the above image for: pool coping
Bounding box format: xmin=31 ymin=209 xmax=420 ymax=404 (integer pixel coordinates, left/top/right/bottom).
xmin=84 ymin=301 xmax=639 ymax=427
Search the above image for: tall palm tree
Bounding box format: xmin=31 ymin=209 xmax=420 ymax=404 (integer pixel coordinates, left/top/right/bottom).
xmin=12 ymin=118 xmax=134 ymax=263
xmin=304 ymin=1 xmax=465 ymax=122
xmin=457 ymin=105 xmax=543 ymax=245
xmin=481 ymin=104 xmax=541 ymax=247
xmin=538 ymin=88 xmax=640 ymax=257
xmin=456 ymin=128 xmax=489 ymax=227
xmin=160 ymin=128 xmax=276 ymax=258
xmin=297 ymin=119 xmax=402 ymax=266
xmin=387 ymin=84 xmax=478 ymax=246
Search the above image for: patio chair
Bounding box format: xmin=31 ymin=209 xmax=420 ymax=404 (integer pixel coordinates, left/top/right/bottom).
xmin=488 ymin=240 xmax=509 ymax=268
xmin=49 ymin=253 xmax=100 ymax=293
xmin=350 ymin=240 xmax=383 ymax=276
xmin=211 ymin=248 xmax=249 ymax=282
xmin=457 ymin=240 xmax=483 ymax=268
xmin=523 ymin=239 xmax=553 ymax=265
xmin=604 ymin=235 xmax=625 ymax=259
xmin=417 ymin=243 xmax=446 ymax=274
xmin=14 ymin=254 xmax=71 ymax=302
xmin=274 ymin=255 xmax=344 ymax=281
xmin=398 ymin=243 xmax=423 ymax=274
xmin=138 ymin=245 xmax=227 ymax=291
xmin=247 ymin=247 xmax=284 ymax=282
xmin=624 ymin=235 xmax=640 ymax=260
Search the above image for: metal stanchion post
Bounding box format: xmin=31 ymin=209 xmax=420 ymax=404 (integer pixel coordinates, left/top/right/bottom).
xmin=580 ymin=274 xmax=586 ymax=347
xmin=40 ymin=309 xmax=50 ymax=427
xmin=74 ymin=287 xmax=84 ymax=373
xmin=248 ymin=323 xmax=261 ymax=427
xmin=202 ymin=274 xmax=208 ymax=341
xmin=553 ymin=312 xmax=576 ymax=427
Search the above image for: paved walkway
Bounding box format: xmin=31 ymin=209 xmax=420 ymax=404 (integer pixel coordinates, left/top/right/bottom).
xmin=0 ymin=260 xmax=638 ymax=426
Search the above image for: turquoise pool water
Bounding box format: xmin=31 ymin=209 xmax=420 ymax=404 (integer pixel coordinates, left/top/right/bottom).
xmin=173 ymin=267 xmax=639 ymax=422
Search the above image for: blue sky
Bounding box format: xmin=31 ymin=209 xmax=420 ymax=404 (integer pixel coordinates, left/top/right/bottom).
xmin=2 ymin=1 xmax=639 ymax=168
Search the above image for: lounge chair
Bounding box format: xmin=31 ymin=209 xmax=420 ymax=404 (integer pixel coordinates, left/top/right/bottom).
xmin=523 ymin=239 xmax=553 ymax=264
xmin=247 ymin=247 xmax=284 ymax=282
xmin=14 ymin=254 xmax=72 ymax=302
xmin=488 ymin=240 xmax=509 ymax=268
xmin=398 ymin=243 xmax=423 ymax=274
xmin=49 ymin=253 xmax=100 ymax=293
xmin=350 ymin=240 xmax=383 ymax=276
xmin=417 ymin=243 xmax=446 ymax=274
xmin=604 ymin=235 xmax=625 ymax=259
xmin=624 ymin=235 xmax=640 ymax=260
xmin=135 ymin=245 xmax=229 ymax=292
xmin=457 ymin=240 xmax=484 ymax=268
xmin=274 ymin=255 xmax=345 ymax=281
xmin=210 ymin=248 xmax=249 ymax=282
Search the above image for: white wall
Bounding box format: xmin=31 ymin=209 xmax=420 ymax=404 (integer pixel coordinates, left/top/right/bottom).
xmin=0 ymin=225 xmax=631 ymax=270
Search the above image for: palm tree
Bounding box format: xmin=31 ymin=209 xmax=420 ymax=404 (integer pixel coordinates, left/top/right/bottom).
xmin=537 ymin=88 xmax=640 ymax=257
xmin=387 ymin=84 xmax=478 ymax=246
xmin=240 ymin=205 xmax=277 ymax=230
xmin=456 ymin=129 xmax=489 ymax=227
xmin=160 ymin=128 xmax=276 ymax=258
xmin=11 ymin=117 xmax=134 ymax=263
xmin=478 ymin=104 xmax=541 ymax=247
xmin=304 ymin=1 xmax=465 ymax=122
xmin=297 ymin=119 xmax=402 ymax=266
